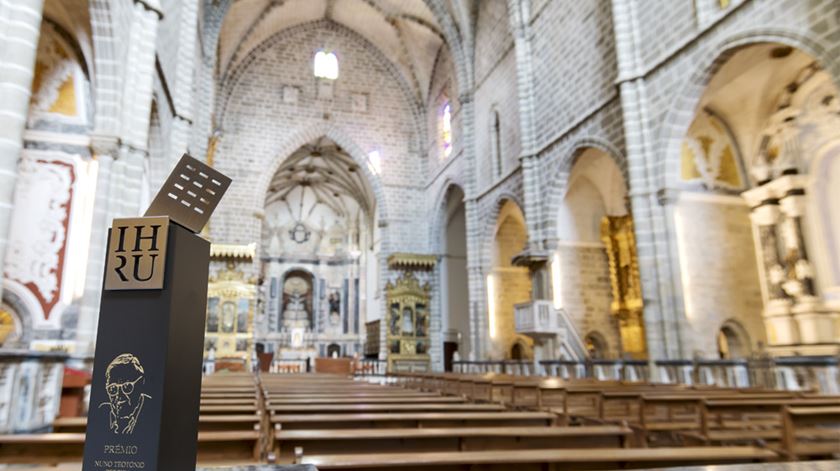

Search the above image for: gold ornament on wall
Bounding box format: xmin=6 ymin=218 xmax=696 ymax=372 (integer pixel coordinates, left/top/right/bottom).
xmin=0 ymin=308 xmax=14 ymax=346
xmin=385 ymin=271 xmax=432 ymax=373
xmin=601 ymin=215 xmax=647 ymax=359
xmin=206 ymin=247 xmax=258 ymax=370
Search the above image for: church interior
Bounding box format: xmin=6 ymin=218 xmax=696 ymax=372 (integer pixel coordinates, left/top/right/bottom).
xmin=1 ymin=0 xmax=840 ymax=469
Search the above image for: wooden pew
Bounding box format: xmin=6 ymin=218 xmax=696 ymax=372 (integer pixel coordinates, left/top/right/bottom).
xmin=301 ymin=446 xmax=777 ymax=470
xmin=266 ymin=396 xmax=465 ymax=405
xmin=274 ymin=425 xmax=633 ymax=463
xmin=681 ymin=398 xmax=840 ymax=447
xmin=0 ymin=430 xmax=264 ymax=465
xmin=267 ymin=403 xmax=505 ymax=414
xmin=53 ymin=414 xmax=263 ymax=433
xmin=781 ymin=405 xmax=840 ymax=459
xmin=270 ymin=411 xmax=557 ymax=431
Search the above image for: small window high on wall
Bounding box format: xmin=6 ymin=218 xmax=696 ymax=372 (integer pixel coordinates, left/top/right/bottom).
xmin=314 ymin=50 xmax=339 ymax=80
xmin=440 ymin=101 xmax=452 ymax=159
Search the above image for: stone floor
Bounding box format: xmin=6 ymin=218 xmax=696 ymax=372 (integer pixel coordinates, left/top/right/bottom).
xmin=636 ymin=462 xmax=840 ymax=471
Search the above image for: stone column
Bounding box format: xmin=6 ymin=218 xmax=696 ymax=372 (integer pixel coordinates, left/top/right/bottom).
xmin=460 ymin=93 xmax=486 ymax=361
xmin=0 ymin=0 xmax=44 ymax=300
xmin=507 ymin=0 xmax=543 ymax=250
xmin=76 ymin=136 xmax=117 ymax=351
xmin=611 ymin=0 xmax=682 ymax=360
xmin=747 ymin=194 xmax=797 ymax=346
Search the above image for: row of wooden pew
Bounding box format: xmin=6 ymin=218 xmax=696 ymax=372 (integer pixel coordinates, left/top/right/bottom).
xmin=393 ymin=372 xmax=840 ymax=461
xmin=265 ymin=374 xmax=782 ymax=470
xmin=0 ymin=372 xmax=264 ymax=466
xmin=0 ymin=371 xmax=837 ymax=469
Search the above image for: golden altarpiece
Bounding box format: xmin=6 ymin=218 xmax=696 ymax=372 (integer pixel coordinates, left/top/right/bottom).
xmin=385 ymin=254 xmax=435 ymax=372
xmin=601 ymin=216 xmax=647 ymax=359
xmin=205 ymin=244 xmax=258 ymax=370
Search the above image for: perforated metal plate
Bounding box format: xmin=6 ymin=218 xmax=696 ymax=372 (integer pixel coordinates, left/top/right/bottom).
xmin=144 ymin=154 xmax=232 ymax=233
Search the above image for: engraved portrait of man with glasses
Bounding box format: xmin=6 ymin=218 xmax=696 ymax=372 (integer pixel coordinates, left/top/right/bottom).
xmin=99 ymin=353 xmax=151 ymax=434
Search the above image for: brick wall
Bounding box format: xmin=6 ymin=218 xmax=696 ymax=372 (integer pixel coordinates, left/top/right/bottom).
xmin=673 ymin=195 xmax=765 ymax=356
xmin=213 ymin=21 xmax=424 ymax=256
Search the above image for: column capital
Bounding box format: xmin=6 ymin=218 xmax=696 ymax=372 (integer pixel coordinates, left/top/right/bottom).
xmin=89 ymin=134 xmax=120 ymax=158
xmin=656 ymin=188 xmax=680 ymax=206
xmin=779 ymin=190 xmax=807 ymax=217
xmin=750 ymin=203 xmax=782 ymax=225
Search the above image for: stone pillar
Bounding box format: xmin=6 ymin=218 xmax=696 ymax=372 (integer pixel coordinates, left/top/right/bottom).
xmin=611 ymin=0 xmax=682 ymax=360
xmin=459 ymin=92 xmax=486 ymax=361
xmin=0 ymin=0 xmax=44 ymax=300
xmin=747 ymin=195 xmax=797 ymax=346
xmin=76 ymin=137 xmax=117 ymax=351
xmin=507 ymin=0 xmax=543 ymax=250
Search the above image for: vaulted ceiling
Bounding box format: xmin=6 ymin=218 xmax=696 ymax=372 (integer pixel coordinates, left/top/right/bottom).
xmin=266 ymin=136 xmax=375 ymax=220
xmin=219 ymin=0 xmax=448 ymax=103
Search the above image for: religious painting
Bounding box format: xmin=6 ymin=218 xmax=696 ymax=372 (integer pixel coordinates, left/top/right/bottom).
xmin=206 ymin=297 xmax=219 ymax=333
xmin=389 ymin=303 xmax=400 ymax=336
xmin=236 ymin=298 xmax=249 ymax=332
xmin=415 ymin=303 xmax=427 ymax=338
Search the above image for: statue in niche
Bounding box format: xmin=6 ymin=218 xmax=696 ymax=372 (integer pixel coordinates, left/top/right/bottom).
xmin=401 ymin=306 xmax=414 ymax=334
xmin=328 ymin=291 xmax=341 ymax=317
xmin=325 ymin=290 xmax=340 ymax=328
xmin=282 ymin=274 xmax=312 ymax=331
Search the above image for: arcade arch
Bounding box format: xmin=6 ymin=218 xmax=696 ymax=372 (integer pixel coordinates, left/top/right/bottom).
xmin=488 ymin=200 xmax=532 ymax=360
xmin=440 ymin=185 xmax=469 ymax=370
xmin=671 ymin=42 xmax=840 ymax=356
xmin=552 ymin=148 xmax=627 ymax=358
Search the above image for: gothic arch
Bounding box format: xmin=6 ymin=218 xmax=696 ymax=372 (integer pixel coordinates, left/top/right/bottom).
xmin=543 ymin=139 xmax=627 ymax=240
xmin=480 ymin=194 xmax=526 ymax=268
xmin=430 ymin=180 xmax=466 ymax=254
xmin=658 ymin=28 xmax=840 ymax=189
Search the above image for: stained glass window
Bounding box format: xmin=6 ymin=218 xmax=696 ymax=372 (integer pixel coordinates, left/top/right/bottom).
xmin=441 ymin=102 xmax=452 ymax=159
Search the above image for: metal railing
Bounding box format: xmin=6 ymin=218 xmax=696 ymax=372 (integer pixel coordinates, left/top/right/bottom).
xmin=452 ymin=356 xmax=840 ymax=392
xmin=355 ymin=359 xmax=388 ymax=376
xmin=269 ymin=358 xmax=308 ymax=374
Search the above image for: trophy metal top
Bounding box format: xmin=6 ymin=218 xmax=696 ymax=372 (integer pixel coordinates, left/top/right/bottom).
xmin=144 ymin=154 xmax=232 ymax=234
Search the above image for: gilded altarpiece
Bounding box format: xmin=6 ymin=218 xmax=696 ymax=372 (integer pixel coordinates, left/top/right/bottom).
xmin=385 ymin=272 xmax=431 ymax=372
xmin=205 ymin=261 xmax=257 ymax=369
xmin=601 ymin=216 xmax=647 ymax=359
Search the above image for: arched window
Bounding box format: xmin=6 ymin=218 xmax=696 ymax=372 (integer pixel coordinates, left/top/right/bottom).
xmin=313 ymin=50 xmax=339 ymax=79
xmin=440 ymin=101 xmax=452 ymax=159
xmin=491 ymin=109 xmax=502 ymax=177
